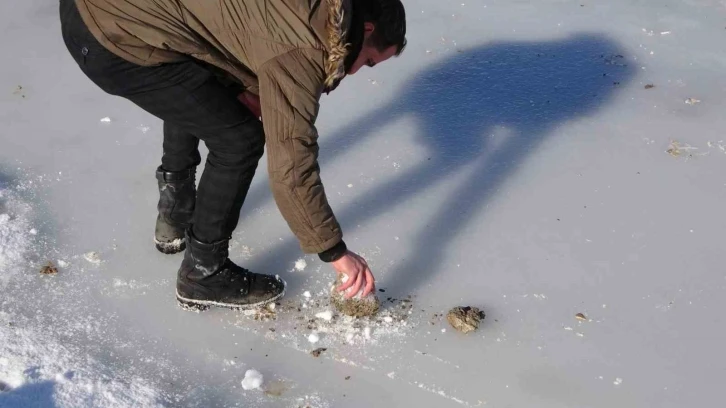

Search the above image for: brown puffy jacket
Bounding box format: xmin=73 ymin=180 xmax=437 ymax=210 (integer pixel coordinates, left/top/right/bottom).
xmin=75 ymin=0 xmax=355 ymax=254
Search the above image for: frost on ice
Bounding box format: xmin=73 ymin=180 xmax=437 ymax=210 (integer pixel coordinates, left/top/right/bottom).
xmin=241 ymin=369 xmax=264 ymax=390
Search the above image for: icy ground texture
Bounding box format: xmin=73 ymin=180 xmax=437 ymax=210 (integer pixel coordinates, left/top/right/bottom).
xmin=3 ymin=0 xmax=726 ymax=407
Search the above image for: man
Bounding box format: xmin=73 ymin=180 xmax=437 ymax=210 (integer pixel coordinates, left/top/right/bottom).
xmin=59 ymin=0 xmax=407 ymax=310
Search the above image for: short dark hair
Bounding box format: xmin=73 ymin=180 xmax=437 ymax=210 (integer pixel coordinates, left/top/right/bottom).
xmin=360 ymin=0 xmax=407 ymax=55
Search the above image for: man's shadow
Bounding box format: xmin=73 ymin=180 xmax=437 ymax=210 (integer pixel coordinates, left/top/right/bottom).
xmin=242 ymin=33 xmax=635 ymax=296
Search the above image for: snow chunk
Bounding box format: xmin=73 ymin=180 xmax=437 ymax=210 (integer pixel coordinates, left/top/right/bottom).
xmin=241 ymin=369 xmax=264 ymax=390
xmin=315 ymin=311 xmax=333 ymax=321
xmin=308 ymin=332 xmax=320 ymax=344
xmin=99 ymin=117 xmax=111 ymax=123
xmin=28 ymin=228 xmax=37 ymax=235
xmin=83 ymin=251 xmax=101 ymax=264
xmin=383 ymin=316 xmax=393 ymax=323
xmin=613 ymin=377 xmax=623 ymax=386
xmin=294 ymin=258 xmax=307 ymax=272
xmin=303 ymin=291 xmax=312 ymax=299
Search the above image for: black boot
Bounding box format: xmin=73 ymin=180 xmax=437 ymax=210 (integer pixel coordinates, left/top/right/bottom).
xmin=155 ymin=166 xmax=196 ymax=254
xmin=176 ymin=230 xmax=286 ymax=310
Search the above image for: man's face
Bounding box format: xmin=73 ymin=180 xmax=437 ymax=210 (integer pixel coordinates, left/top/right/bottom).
xmin=347 ymin=23 xmax=398 ymax=75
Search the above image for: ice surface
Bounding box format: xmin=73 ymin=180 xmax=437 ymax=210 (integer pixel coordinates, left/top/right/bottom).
xmin=3 ymin=0 xmax=726 ymax=406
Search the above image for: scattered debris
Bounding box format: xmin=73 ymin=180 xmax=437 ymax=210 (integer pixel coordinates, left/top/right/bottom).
xmin=310 ymin=348 xmax=327 ymax=357
xmin=644 ymin=84 xmax=655 ymax=89
xmin=446 ymin=306 xmax=485 ymax=334
xmin=241 ymin=369 xmax=264 ymax=390
xmin=330 ymin=274 xmax=380 ymax=318
xmin=12 ymin=85 xmax=26 ymax=98
xmin=39 ymin=261 xmax=58 ymax=275
xmin=667 ymin=141 xmax=682 ymax=157
xmin=685 ymin=97 xmax=701 ymax=105
xmin=575 ymin=313 xmax=587 ymax=321
xmin=262 ymin=380 xmax=287 ymax=397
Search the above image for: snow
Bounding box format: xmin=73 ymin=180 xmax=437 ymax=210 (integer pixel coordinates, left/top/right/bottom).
xmin=3 ymin=0 xmax=726 ymax=406
xmin=294 ymin=258 xmax=307 ymax=271
xmin=307 ymin=333 xmax=320 ymax=344
xmin=315 ymin=310 xmax=333 ymax=322
xmin=240 ymin=369 xmax=264 ymax=390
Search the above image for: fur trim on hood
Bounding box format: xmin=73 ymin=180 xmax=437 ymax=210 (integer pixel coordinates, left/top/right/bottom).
xmin=324 ymin=0 xmax=352 ymax=90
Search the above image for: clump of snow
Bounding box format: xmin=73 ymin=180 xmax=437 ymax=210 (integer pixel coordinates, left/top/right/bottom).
xmin=613 ymin=377 xmax=623 ymax=386
xmin=303 ymin=291 xmax=312 ymax=299
xmin=28 ymin=228 xmax=37 ymax=235
xmin=315 ymin=311 xmax=333 ymax=321
xmin=241 ymin=369 xmax=264 ymax=390
xmin=99 ymin=117 xmax=111 ymax=123
xmin=83 ymin=251 xmax=101 ymax=264
xmin=308 ymin=333 xmax=320 ymax=344
xmin=383 ymin=316 xmax=393 ymax=323
xmin=294 ymin=258 xmax=307 ymax=272
xmin=387 ymin=372 xmax=396 ymax=379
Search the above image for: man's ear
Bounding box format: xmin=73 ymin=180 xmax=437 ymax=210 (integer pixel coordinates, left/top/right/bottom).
xmin=363 ymin=22 xmax=375 ymax=35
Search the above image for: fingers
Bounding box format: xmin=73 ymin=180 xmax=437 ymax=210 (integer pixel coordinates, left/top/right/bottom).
xmin=345 ymin=270 xmax=364 ymax=299
xmin=337 ymin=271 xmax=355 ymax=292
xmin=362 ymin=268 xmax=375 ymax=298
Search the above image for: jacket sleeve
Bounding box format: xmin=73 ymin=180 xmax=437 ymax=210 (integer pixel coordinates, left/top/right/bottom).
xmin=257 ymin=48 xmax=343 ymax=254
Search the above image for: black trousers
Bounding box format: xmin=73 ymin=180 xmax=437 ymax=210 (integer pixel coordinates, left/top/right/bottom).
xmin=59 ymin=0 xmax=264 ymax=244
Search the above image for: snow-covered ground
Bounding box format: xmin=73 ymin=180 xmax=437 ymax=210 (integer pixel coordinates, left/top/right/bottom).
xmin=2 ymin=0 xmax=726 ymax=407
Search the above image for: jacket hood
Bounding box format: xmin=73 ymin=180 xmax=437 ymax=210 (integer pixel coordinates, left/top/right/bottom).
xmin=323 ymin=0 xmax=358 ymax=92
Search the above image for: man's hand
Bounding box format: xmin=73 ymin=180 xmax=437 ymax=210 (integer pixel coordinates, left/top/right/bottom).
xmin=331 ymin=250 xmax=375 ymax=299
xmin=237 ymin=91 xmax=262 ymax=120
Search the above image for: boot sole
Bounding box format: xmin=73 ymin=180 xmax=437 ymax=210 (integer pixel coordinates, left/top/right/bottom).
xmin=155 ymin=238 xmax=186 ymax=255
xmin=175 ymin=283 xmax=286 ymax=312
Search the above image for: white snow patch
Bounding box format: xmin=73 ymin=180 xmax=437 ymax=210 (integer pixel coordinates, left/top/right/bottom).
xmin=0 ymin=187 xmax=33 ymax=288
xmin=383 ymin=316 xmax=393 ymax=323
xmin=28 ymin=228 xmax=37 ymax=235
xmin=83 ymin=251 xmax=101 ymax=264
xmin=0 ymin=314 xmax=164 ymax=407
xmin=315 ymin=311 xmax=333 ymax=322
xmin=303 ymin=291 xmax=312 ymax=299
xmin=613 ymin=377 xmax=623 ymax=386
xmin=241 ymin=369 xmax=264 ymax=390
xmin=294 ymin=258 xmax=307 ymax=272
xmin=308 ymin=332 xmax=320 ymax=344
xmin=99 ymin=117 xmax=111 ymax=123
xmin=387 ymin=372 xmax=396 ymax=379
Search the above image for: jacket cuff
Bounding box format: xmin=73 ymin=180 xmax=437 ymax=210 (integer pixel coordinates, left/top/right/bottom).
xmin=318 ymin=240 xmax=347 ymax=263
